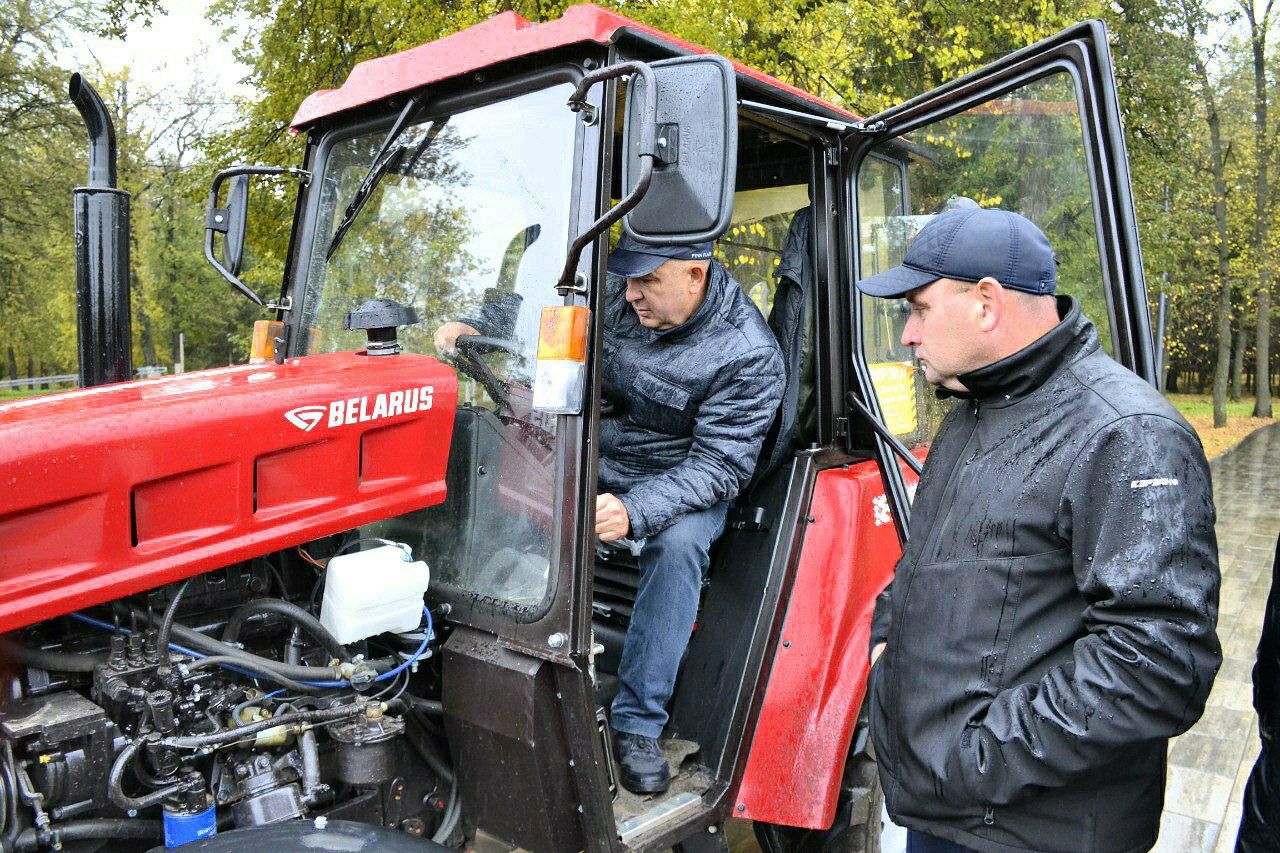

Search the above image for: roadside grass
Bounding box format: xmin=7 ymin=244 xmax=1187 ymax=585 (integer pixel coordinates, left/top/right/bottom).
xmin=0 ymin=387 xmax=59 ymax=402
xmin=1166 ymin=392 xmax=1275 ymax=459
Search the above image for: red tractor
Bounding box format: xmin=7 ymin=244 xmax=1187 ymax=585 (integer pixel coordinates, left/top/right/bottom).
xmin=0 ymin=5 xmax=1155 ymax=852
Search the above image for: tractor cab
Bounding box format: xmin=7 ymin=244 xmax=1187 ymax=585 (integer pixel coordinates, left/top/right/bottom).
xmin=202 ymin=9 xmax=1150 ymax=847
xmin=0 ymin=5 xmax=1154 ymax=853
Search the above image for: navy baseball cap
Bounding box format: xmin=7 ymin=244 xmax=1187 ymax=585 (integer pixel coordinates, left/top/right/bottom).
xmin=857 ymin=207 xmax=1057 ymax=298
xmin=607 ymin=233 xmax=714 ymax=278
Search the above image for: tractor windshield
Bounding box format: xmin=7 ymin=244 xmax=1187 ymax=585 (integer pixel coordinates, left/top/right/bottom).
xmin=298 ymin=83 xmax=579 ymax=615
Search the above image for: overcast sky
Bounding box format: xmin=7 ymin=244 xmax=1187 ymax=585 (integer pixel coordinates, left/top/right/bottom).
xmin=70 ymin=1 xmax=249 ymax=89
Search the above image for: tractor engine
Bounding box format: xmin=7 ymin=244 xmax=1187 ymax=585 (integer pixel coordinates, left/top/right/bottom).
xmin=0 ymin=347 xmax=461 ymax=851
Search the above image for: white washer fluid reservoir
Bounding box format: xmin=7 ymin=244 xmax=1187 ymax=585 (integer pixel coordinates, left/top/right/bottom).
xmin=319 ymin=544 xmax=430 ymax=645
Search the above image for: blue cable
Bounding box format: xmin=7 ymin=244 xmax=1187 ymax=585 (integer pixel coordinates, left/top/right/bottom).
xmin=373 ymin=606 xmax=434 ymax=683
xmin=69 ymin=604 xmax=435 ymax=689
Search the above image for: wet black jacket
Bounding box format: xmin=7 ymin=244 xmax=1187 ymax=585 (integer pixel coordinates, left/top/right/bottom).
xmin=1236 ymin=533 xmax=1280 ymax=851
xmin=867 ymin=297 xmax=1221 ymax=853
xmin=599 ymin=262 xmax=784 ymax=539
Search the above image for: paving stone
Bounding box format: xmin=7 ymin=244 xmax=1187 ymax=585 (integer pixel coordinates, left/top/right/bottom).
xmin=1223 ymin=626 xmax=1264 ymax=662
xmin=1232 ymin=738 xmax=1259 ymax=802
xmin=1155 ymin=811 xmax=1221 ymax=853
xmin=1213 ymin=802 xmax=1244 ymax=853
xmin=1192 ymin=704 xmax=1257 ymax=744
xmin=1169 ymin=731 xmax=1248 ymax=777
xmin=1219 ymin=576 xmax=1254 ymax=617
xmin=1164 ymin=765 xmax=1235 ymax=823
xmin=1206 ymin=676 xmax=1259 ymax=714
xmin=1217 ymin=657 xmax=1254 ymax=683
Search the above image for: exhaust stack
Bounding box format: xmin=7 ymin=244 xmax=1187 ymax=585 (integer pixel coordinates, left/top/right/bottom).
xmin=69 ymin=73 xmax=131 ymax=387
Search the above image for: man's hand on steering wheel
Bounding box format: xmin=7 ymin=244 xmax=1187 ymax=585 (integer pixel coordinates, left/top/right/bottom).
xmin=434 ymin=321 xmax=480 ymax=355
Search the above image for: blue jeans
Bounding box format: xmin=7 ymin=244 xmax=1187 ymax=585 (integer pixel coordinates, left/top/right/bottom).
xmin=610 ymin=501 xmax=729 ymax=739
xmin=907 ymin=831 xmax=975 ymax=853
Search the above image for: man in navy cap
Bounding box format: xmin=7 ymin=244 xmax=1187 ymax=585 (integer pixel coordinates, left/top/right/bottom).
xmin=437 ymin=234 xmax=783 ymax=793
xmin=858 ymin=207 xmax=1220 ymax=852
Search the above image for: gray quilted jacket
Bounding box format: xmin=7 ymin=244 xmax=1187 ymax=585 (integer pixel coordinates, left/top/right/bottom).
xmin=599 ymin=262 xmax=784 ymax=539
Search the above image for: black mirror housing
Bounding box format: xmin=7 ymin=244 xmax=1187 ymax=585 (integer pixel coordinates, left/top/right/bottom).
xmin=622 ymin=55 xmax=737 ymax=245
xmin=204 ymin=165 xmax=309 ymax=306
xmin=221 ymin=174 xmax=250 ymax=276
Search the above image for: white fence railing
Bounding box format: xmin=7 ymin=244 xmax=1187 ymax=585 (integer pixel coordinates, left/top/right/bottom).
xmin=0 ymin=366 xmax=169 ymax=391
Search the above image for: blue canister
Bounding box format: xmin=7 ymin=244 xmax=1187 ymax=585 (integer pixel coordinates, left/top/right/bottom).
xmin=162 ymin=798 xmax=217 ymax=848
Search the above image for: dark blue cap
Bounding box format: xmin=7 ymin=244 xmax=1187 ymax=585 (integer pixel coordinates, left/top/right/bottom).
xmin=857 ymin=207 xmax=1057 ymax=298
xmin=607 ymin=233 xmax=714 ymax=278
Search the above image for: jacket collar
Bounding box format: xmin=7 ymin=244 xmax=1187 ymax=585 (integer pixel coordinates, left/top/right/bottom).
xmin=946 ymin=295 xmax=1096 ymax=405
xmin=646 ymin=260 xmax=729 ymax=342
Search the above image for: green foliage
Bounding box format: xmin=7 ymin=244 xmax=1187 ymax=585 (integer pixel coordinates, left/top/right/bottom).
xmin=2 ymin=0 xmax=1278 ymax=403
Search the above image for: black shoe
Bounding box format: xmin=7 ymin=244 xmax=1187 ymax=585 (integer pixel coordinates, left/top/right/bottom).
xmin=613 ymin=731 xmax=670 ymax=794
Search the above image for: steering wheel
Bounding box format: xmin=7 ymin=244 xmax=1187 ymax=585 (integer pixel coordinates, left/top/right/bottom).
xmin=448 ymin=334 xmax=520 ymax=413
xmin=453 ymin=334 xmax=520 ymax=357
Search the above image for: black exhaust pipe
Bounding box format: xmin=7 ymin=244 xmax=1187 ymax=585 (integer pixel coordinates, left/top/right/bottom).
xmin=69 ymin=72 xmax=131 ymax=387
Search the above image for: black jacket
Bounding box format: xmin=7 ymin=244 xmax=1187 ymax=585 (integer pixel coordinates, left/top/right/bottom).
xmin=1236 ymin=533 xmax=1280 ymax=851
xmin=459 ymin=262 xmax=784 ymax=539
xmin=867 ymin=297 xmax=1221 ymax=852
xmin=598 ymin=262 xmax=784 ymax=539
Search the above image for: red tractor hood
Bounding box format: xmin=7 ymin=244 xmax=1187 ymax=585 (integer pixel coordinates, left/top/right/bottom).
xmin=0 ymin=352 xmax=458 ymax=633
xmin=290 ymin=3 xmax=856 ymax=130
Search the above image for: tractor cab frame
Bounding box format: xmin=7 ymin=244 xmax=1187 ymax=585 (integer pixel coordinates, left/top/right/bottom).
xmin=203 ymin=6 xmax=1153 ymax=851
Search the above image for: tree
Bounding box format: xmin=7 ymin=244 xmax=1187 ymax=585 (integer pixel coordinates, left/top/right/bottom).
xmin=1182 ymin=1 xmax=1237 ymax=426
xmin=1239 ymin=0 xmax=1276 ymax=417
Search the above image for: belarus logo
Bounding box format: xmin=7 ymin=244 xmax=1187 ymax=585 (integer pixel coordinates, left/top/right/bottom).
xmin=284 ymin=405 xmax=327 ymax=432
xmin=283 ymin=387 xmax=434 ymax=432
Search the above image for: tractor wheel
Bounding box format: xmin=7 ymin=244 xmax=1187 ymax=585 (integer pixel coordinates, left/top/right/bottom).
xmin=751 ymin=721 xmax=882 ymax=853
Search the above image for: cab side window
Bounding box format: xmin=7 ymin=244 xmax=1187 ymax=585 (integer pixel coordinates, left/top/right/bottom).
xmin=718 ymin=120 xmax=816 ymax=456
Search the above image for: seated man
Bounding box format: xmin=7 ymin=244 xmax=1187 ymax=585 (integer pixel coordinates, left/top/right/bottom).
xmin=438 ymin=235 xmax=783 ymax=793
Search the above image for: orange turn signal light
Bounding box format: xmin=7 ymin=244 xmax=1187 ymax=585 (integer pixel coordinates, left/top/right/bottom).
xmin=537 ymin=306 xmax=590 ymax=363
xmin=250 ymin=320 xmax=285 ymax=364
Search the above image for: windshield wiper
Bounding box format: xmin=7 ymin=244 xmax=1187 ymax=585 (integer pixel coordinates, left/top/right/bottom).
xmin=325 ymin=91 xmax=427 ymax=261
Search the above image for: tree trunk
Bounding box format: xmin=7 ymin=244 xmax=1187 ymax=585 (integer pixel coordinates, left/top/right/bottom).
xmin=1244 ymin=1 xmax=1274 ymax=418
xmin=6 ymin=345 xmax=16 ymax=381
xmin=1232 ymin=323 xmax=1246 ymax=401
xmin=1191 ymin=32 xmax=1233 ymax=427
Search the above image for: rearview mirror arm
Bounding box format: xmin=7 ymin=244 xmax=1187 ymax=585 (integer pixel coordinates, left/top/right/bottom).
xmin=204 ymin=164 xmax=311 ymax=306
xmin=554 ymin=61 xmax=658 ymax=295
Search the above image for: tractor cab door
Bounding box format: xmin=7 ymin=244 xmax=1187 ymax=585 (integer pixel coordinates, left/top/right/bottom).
xmin=843 ymin=20 xmax=1155 ymax=531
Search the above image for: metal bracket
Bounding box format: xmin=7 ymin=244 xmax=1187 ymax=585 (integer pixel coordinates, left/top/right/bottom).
xmin=264 ymin=296 xmax=293 ymax=313
xmin=206 ymin=207 xmax=230 ymax=233
xmin=557 ymin=273 xmax=589 ymax=297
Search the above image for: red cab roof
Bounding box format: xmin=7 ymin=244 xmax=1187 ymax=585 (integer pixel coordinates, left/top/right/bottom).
xmin=290 ymin=3 xmax=855 ymax=129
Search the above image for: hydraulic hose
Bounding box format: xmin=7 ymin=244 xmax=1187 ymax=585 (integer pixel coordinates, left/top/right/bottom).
xmin=0 ymin=638 xmax=105 ymax=673
xmin=405 ymin=711 xmax=454 ymax=784
xmin=120 ymin=606 xmax=345 ymax=682
xmin=431 ymin=779 xmax=460 ymax=845
xmin=160 ymin=702 xmax=370 ymax=750
xmin=14 ymin=819 xmax=162 ymax=852
xmin=182 ymin=657 xmax=314 ymax=693
xmin=299 ymin=730 xmax=322 ymax=804
xmin=2 ymin=743 xmax=21 ymax=851
xmin=107 ymin=741 xmax=200 ymax=812
xmin=221 ymin=599 xmax=348 ymax=662
xmin=406 ymin=696 xmax=444 ymax=715
xmin=155 ymin=579 xmax=191 ymax=663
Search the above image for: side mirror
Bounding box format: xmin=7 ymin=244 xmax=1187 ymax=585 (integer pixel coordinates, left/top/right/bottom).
xmin=621 ymin=55 xmax=737 ymax=245
xmin=221 ymin=174 xmax=249 ymax=276
xmin=204 ymin=165 xmax=310 ymax=306
xmin=554 ymin=55 xmax=738 ymax=293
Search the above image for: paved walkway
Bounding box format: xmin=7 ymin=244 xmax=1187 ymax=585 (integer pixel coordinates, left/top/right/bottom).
xmin=1156 ymin=422 xmax=1278 ymax=852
